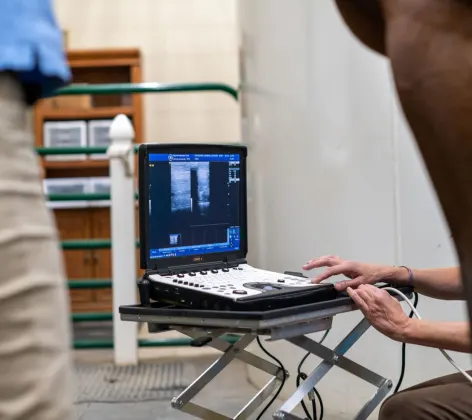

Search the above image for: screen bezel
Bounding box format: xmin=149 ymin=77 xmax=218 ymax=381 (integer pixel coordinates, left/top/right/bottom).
xmin=138 ymin=143 xmax=248 ymax=271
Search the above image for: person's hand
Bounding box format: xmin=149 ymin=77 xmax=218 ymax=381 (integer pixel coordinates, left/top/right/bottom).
xmin=303 ymin=255 xmax=407 ymax=291
xmin=347 ymin=285 xmax=412 ymax=341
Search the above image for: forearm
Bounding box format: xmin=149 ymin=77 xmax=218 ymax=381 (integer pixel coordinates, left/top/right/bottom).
xmin=392 ymin=266 xmax=463 ymax=300
xmin=401 ymin=319 xmax=471 ymax=353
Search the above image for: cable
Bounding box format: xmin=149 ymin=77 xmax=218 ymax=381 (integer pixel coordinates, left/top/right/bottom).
xmin=393 ymin=291 xmax=418 ymax=393
xmin=296 ymin=354 xmax=313 ymax=420
xmin=313 ymin=388 xmax=324 ymax=420
xmin=256 ymin=336 xmax=287 ymax=420
xmin=296 ymin=329 xmax=330 ymax=420
xmin=383 ymin=287 xmax=472 ymax=384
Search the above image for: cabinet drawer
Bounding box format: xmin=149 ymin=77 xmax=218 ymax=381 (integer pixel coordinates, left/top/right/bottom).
xmin=70 ymin=289 xmax=93 ymax=303
xmin=88 ymin=120 xmax=113 ymax=160
xmin=95 ymin=288 xmax=112 ymax=304
xmin=43 ymin=121 xmax=87 ymax=161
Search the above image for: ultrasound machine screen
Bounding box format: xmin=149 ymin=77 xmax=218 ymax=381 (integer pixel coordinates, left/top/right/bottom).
xmin=147 ymin=153 xmax=241 ymax=260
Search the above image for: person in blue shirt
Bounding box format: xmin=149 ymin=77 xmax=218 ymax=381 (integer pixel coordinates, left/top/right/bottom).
xmin=0 ymin=1 xmax=73 ymax=419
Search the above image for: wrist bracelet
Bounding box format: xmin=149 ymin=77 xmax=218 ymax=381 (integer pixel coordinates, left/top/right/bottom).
xmin=399 ymin=265 xmax=414 ymax=286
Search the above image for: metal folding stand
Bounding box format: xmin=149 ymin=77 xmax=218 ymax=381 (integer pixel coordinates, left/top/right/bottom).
xmin=169 ymin=329 xmax=284 ymax=419
xmin=120 ymin=289 xmax=412 ymax=420
xmin=273 ymin=317 xmax=392 ymax=420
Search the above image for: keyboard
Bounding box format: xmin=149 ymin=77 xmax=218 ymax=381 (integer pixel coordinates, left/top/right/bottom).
xmin=146 ymin=264 xmax=337 ymax=311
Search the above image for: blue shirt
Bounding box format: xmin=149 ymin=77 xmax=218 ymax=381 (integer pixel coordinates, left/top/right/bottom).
xmin=0 ymin=0 xmax=71 ymax=99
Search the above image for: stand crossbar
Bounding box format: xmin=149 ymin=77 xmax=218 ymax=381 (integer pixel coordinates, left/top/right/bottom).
xmin=171 ymin=331 xmax=284 ymax=420
xmin=274 ymin=318 xmax=392 ymax=420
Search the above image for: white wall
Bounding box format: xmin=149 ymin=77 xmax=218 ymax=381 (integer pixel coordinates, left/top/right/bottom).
xmin=239 ymin=0 xmax=470 ymax=418
xmin=53 ymin=0 xmax=240 ymax=144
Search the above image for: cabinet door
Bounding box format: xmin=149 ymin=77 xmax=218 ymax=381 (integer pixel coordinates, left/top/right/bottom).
xmin=90 ymin=207 xmax=112 ymax=311
xmin=54 ymin=209 xmax=94 ymax=312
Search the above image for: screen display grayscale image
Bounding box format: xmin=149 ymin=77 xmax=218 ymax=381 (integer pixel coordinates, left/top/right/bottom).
xmin=171 ymin=162 xmax=210 ymax=217
xmin=147 ymin=153 xmax=241 ymax=260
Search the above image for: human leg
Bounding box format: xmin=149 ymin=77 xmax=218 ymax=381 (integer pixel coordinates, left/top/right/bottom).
xmin=0 ymin=73 xmax=73 ymax=419
xmin=380 ymin=377 xmax=472 ymax=420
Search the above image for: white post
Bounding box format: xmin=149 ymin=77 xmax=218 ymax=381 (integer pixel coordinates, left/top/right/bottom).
xmin=108 ymin=114 xmax=138 ymax=365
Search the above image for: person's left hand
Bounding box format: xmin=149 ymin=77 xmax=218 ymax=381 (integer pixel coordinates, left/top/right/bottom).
xmin=347 ymin=285 xmax=411 ymax=342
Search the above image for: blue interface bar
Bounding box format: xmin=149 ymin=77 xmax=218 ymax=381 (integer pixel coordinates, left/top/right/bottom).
xmin=150 ymin=243 xmax=240 ymax=259
xmin=150 ymin=227 xmax=240 ymax=260
xmin=149 ymin=153 xmax=239 ymax=163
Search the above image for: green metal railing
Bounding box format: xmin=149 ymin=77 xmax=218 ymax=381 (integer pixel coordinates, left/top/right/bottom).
xmin=37 ymin=145 xmax=139 ymax=156
xmin=73 ymin=312 xmax=113 ymax=322
xmin=40 ymin=81 xmax=239 ymax=350
xmin=38 ymin=146 xmax=109 ymax=156
xmin=68 ymin=279 xmax=113 ymax=289
xmin=74 ymin=335 xmax=240 ymax=350
xmin=53 ymin=82 xmax=238 ymax=101
xmin=47 ymin=192 xmax=139 ymax=202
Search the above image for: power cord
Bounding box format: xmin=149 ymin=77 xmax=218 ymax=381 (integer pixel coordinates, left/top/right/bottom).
xmin=393 ymin=291 xmax=418 ymax=393
xmin=296 ymin=329 xmax=330 ymax=420
xmin=383 ymin=287 xmax=472 ymax=384
xmin=256 ymin=336 xmax=287 ymax=420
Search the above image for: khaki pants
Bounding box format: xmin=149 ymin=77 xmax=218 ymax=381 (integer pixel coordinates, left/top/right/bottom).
xmin=380 ymin=371 xmax=472 ymax=419
xmin=0 ymin=73 xmax=73 ymax=419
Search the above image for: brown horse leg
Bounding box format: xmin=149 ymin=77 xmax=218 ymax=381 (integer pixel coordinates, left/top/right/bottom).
xmin=335 ymin=0 xmax=472 ymax=342
xmin=383 ymin=0 xmax=472 ymax=341
xmin=335 ymin=0 xmax=386 ymax=56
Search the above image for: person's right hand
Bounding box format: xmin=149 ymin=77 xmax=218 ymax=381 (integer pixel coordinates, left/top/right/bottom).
xmin=302 ymin=255 xmax=405 ymax=292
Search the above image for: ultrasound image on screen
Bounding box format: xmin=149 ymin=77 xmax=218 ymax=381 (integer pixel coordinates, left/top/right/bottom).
xmin=171 ymin=162 xmax=210 ymax=216
xmin=147 ymin=153 xmax=241 ymax=259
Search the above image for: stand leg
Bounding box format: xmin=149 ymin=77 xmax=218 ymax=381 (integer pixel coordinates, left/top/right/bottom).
xmin=274 ymin=318 xmax=391 ymax=420
xmin=354 ymin=379 xmax=392 ymax=420
xmin=170 ymin=332 xmax=284 ymax=420
xmin=172 ymin=334 xmax=256 ymax=407
xmin=181 ymin=329 xmax=282 ymax=377
xmin=234 ymin=376 xmax=280 ymax=420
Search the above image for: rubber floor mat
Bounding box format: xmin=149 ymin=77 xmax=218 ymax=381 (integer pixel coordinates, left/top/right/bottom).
xmin=74 ymin=362 xmax=193 ymax=403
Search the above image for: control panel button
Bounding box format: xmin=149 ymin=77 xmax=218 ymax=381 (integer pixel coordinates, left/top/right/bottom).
xmin=222 ymin=268 xmax=229 ymax=272
xmin=189 ymin=272 xmax=196 ymax=277
xmin=211 ymin=269 xmax=218 ymax=274
xmin=277 ymin=279 xmax=285 ymax=283
xmin=177 ymin=273 xmax=185 ymax=278
xmin=201 ymin=271 xmax=207 ymax=275
xmin=233 ymin=290 xmax=248 ymax=295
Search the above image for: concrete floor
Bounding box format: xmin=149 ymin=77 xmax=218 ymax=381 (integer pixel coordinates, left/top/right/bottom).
xmin=72 ymin=323 xmax=333 ymax=420
xmin=74 ymin=355 xmax=282 ymax=420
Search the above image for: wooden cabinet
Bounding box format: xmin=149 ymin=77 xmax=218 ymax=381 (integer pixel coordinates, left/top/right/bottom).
xmin=56 ymin=209 xmax=95 ymax=311
xmin=56 ymin=208 xmax=112 ymax=312
xmin=35 ymin=48 xmax=143 ymax=313
xmin=55 ymin=206 xmax=142 ymax=313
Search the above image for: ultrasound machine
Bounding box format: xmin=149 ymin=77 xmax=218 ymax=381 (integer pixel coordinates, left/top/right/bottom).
xmin=120 ymin=143 xmax=414 ymax=420
xmin=135 ymin=143 xmax=337 ymax=311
